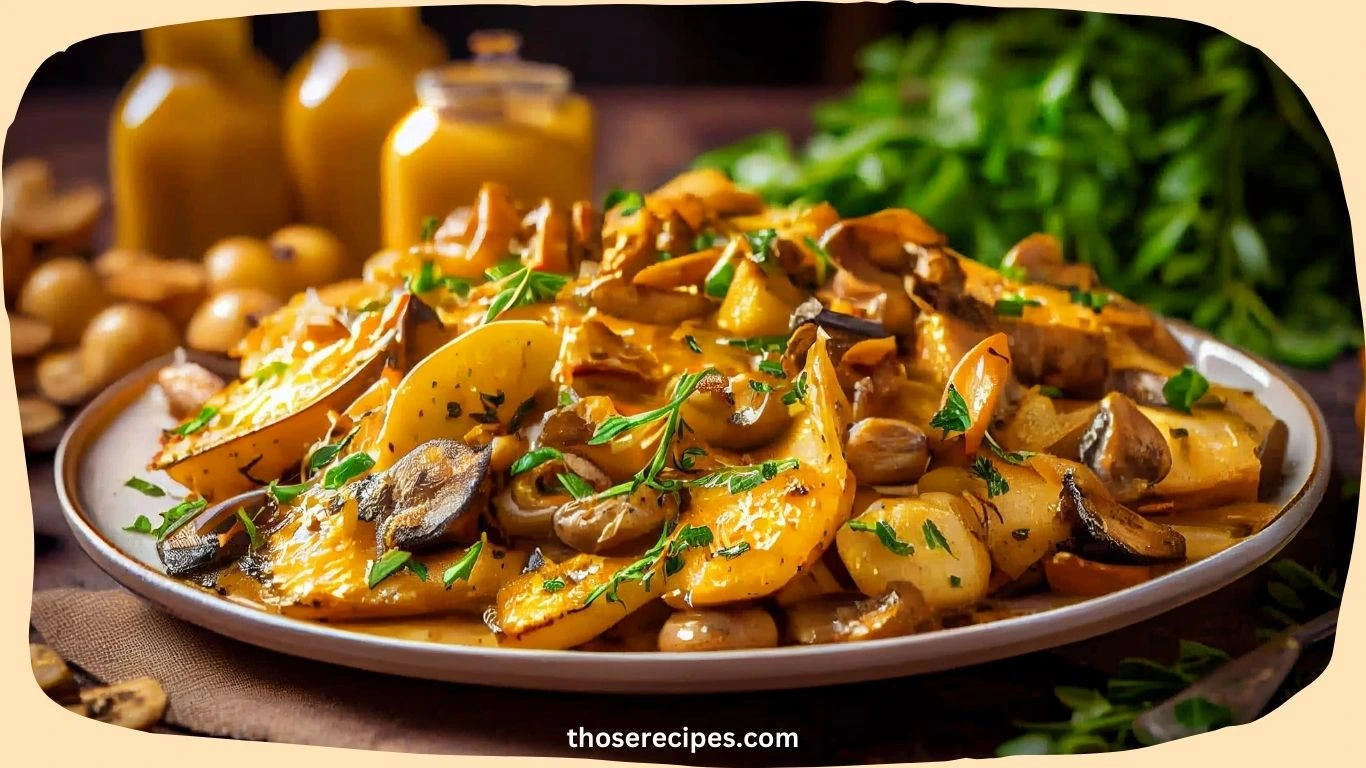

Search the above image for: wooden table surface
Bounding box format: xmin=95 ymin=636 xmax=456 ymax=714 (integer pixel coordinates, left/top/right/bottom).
xmin=10 ymin=88 xmax=1363 ymax=764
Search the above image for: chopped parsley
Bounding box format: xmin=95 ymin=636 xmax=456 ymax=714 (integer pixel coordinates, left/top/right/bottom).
xmin=483 ymin=268 xmax=571 ymax=324
xmin=306 ymin=426 xmax=360 ymax=475
xmin=749 ymin=380 xmax=774 ymax=395
xmin=972 ymin=455 xmax=1010 ymax=497
xmin=1069 ymin=287 xmax=1111 ymax=312
xmin=1012 ymin=528 xmax=1031 ymax=541
xmin=442 ymin=540 xmax=483 ymax=587
xmin=236 ymin=508 xmax=264 ymax=550
xmin=802 ymin=235 xmax=836 ymax=283
xmin=676 ymin=446 xmax=707 ymax=471
xmin=602 ymin=188 xmax=645 ymax=216
xmin=720 ymin=334 xmax=790 ymax=354
xmin=251 ymin=361 xmax=289 ymax=382
xmin=323 ymin=453 xmax=375 ymax=490
xmin=847 ymin=519 xmax=915 ymax=556
xmin=703 ymin=255 xmax=737 ymax=298
xmin=744 ymin=228 xmax=779 ymax=263
xmin=781 ymin=371 xmax=809 ymax=406
xmin=367 ymin=549 xmax=425 ymax=588
xmin=757 ymin=360 xmax=786 ymax=378
xmin=124 ymin=477 xmax=166 ymax=498
xmin=1163 ymin=366 xmax=1210 ymax=414
xmin=922 ymin=519 xmax=957 ymax=558
xmin=715 ymin=542 xmax=751 ymax=559
xmin=419 ymin=215 xmax=440 ymax=242
xmin=122 ymin=515 xmax=153 ymax=534
xmin=688 ymin=458 xmax=799 ymax=494
xmin=684 ymin=335 xmax=703 ymax=354
xmin=929 ymin=384 xmax=972 ymax=435
xmin=170 ymin=406 xmax=218 ymax=437
xmin=542 ymin=578 xmax=566 ymax=593
xmin=994 ymin=295 xmax=1043 ymax=317
xmin=267 ymin=479 xmax=312 ymax=505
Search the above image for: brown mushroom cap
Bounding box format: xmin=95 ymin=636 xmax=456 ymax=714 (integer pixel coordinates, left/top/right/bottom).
xmin=1050 ymin=392 xmax=1173 ymax=502
xmin=1058 ymin=469 xmax=1186 ymax=565
xmin=357 ymin=439 xmax=492 ymax=554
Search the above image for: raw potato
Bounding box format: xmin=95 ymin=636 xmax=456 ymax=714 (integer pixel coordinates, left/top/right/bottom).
xmin=204 ymin=236 xmax=292 ymax=299
xmin=70 ymin=677 xmax=167 ymax=731
xmin=269 ymin=224 xmax=348 ymax=290
xmin=666 ymin=331 xmax=855 ymax=607
xmin=495 ymin=552 xmax=658 ymax=650
xmin=836 ymin=492 xmax=992 ymax=610
xmin=30 ymin=644 xmax=78 ymax=704
xmin=186 ymin=288 xmax=284 ymax=354
xmin=19 ymin=396 xmax=63 ymax=437
xmin=79 ymin=304 xmax=180 ymax=388
xmin=157 ymin=361 xmax=226 ymax=419
xmin=8 ymin=314 xmax=52 ymax=357
xmin=37 ymin=349 xmax=92 ymax=405
xmin=18 ymin=257 xmax=111 ymax=345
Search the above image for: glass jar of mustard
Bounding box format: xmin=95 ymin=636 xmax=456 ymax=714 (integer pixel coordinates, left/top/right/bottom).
xmin=380 ymin=30 xmax=595 ymax=251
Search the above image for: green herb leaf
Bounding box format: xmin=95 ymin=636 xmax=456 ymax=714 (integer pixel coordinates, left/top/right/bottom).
xmin=154 ymin=498 xmax=208 ymax=540
xmin=124 ymin=477 xmax=166 ymax=497
xmin=684 ymin=335 xmax=702 ymax=354
xmin=306 ymin=427 xmax=360 ymax=475
xmin=323 ymin=453 xmax=376 ymax=490
xmin=715 ymin=542 xmax=751 ymax=559
xmin=1012 ymin=528 xmax=1031 ymax=541
xmin=442 ymin=540 xmax=484 ymax=587
xmin=1069 ymin=288 xmax=1111 ymax=312
xmin=367 ymin=549 xmax=414 ymax=588
xmin=703 ymin=256 xmax=737 ymax=298
xmin=922 ymin=518 xmax=957 ymax=558
xmin=419 ymin=215 xmax=440 ymax=242
xmin=721 ymin=335 xmax=790 ymax=354
xmin=170 ymin=406 xmax=219 ymax=437
xmin=676 ymin=446 xmax=707 ymax=471
xmin=929 ymin=384 xmax=971 ymax=435
xmin=510 ymin=447 xmax=564 ymax=476
xmin=949 ymin=575 xmax=963 ymax=588
xmin=267 ymin=479 xmax=313 ymax=505
xmin=802 ymin=235 xmax=836 ymax=283
xmin=847 ymin=519 xmax=914 ymax=556
xmin=123 ymin=515 xmax=153 ymax=534
xmin=689 ymin=458 xmax=799 ymax=494
xmin=251 ymin=361 xmax=289 ymax=382
xmin=236 ymin=508 xmax=263 ymax=550
xmin=1163 ymin=366 xmax=1210 ymax=413
xmin=757 ymin=360 xmax=787 ymax=378
xmin=557 ymin=472 xmax=595 ymax=500
xmin=543 ymin=578 xmax=566 ymax=593
xmin=781 ymin=371 xmax=808 ymax=406
xmin=1039 ymin=386 xmax=1063 ymax=398
xmin=971 ymin=455 xmax=1010 ymax=498
xmin=603 ymin=188 xmax=645 ymax=216
xmin=483 ymin=268 xmax=571 ymax=324
xmin=1172 ymin=697 xmax=1234 ymax=733
xmin=749 ymin=380 xmax=774 ymax=394
xmin=744 ymin=228 xmax=779 ymax=263
xmin=994 ymin=295 xmax=1044 ymax=317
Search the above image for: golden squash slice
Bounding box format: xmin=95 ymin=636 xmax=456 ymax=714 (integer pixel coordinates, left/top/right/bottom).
xmin=150 ymin=294 xmax=410 ymax=501
xmin=370 ymin=319 xmax=559 ymax=471
xmin=495 ymin=553 xmax=659 ymax=650
xmin=665 ymin=330 xmax=855 ymax=607
xmin=269 ymin=510 xmax=528 ymax=620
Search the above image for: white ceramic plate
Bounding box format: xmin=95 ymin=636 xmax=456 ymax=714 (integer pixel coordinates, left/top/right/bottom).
xmin=54 ymin=324 xmax=1329 ymax=693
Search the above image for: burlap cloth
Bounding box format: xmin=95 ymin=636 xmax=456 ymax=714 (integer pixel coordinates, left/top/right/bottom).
xmin=27 ymin=587 xmax=1094 ymax=763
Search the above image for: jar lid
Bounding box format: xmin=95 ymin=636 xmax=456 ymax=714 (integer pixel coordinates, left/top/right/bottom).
xmin=417 ymin=30 xmax=571 ymax=115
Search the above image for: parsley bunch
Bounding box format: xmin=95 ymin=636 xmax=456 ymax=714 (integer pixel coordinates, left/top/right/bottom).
xmin=695 ymin=10 xmax=1358 ymax=366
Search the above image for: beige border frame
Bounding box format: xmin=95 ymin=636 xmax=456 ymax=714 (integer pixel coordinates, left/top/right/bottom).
xmin=1 ymin=0 xmax=1362 ymax=764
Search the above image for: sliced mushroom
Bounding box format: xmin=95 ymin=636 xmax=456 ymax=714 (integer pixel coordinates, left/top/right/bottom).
xmin=1057 ymin=469 xmax=1186 ymax=564
xmin=657 ymin=607 xmax=779 ymax=652
xmin=1048 ymin=393 xmax=1172 ymax=503
xmin=356 ymin=439 xmax=491 ymax=554
xmin=157 ymin=361 xmax=226 ymax=420
xmin=845 ymin=418 xmax=929 ymax=485
xmin=1003 ymin=320 xmax=1109 ymax=398
xmin=581 ymin=275 xmax=715 ymax=325
xmin=30 ymin=644 xmax=79 ymax=705
xmin=69 ymin=677 xmax=167 ymax=731
xmin=494 ymin=453 xmax=609 ymax=538
xmin=784 ymin=582 xmax=935 ymax=645
xmin=156 ymin=489 xmax=273 ymax=576
xmin=552 ymin=484 xmax=679 ymax=555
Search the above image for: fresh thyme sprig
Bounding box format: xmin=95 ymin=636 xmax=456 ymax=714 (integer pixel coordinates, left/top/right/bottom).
xmin=482 ymin=266 xmax=570 ymax=324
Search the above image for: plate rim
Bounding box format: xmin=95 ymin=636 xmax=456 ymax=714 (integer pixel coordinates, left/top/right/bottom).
xmin=51 ymin=323 xmax=1332 ymax=693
